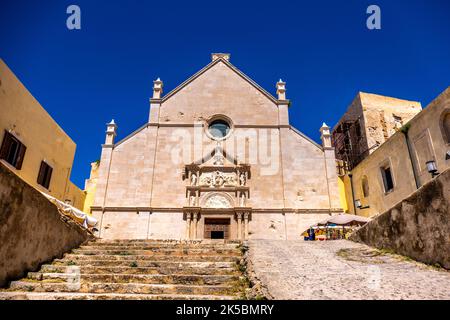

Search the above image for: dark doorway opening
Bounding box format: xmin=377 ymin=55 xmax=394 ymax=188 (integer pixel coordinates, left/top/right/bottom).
xmin=204 ymin=218 xmax=230 ymax=239
xmin=211 ymin=231 xmax=225 ymax=239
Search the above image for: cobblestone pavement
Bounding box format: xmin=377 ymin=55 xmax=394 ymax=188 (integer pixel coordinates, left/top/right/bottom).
xmin=247 ymin=240 xmax=450 ymax=300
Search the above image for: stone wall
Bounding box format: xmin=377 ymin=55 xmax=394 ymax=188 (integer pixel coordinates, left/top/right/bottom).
xmin=0 ymin=163 xmax=93 ymax=287
xmin=350 ymin=168 xmax=450 ymax=269
xmin=359 ymin=92 xmax=422 ymax=153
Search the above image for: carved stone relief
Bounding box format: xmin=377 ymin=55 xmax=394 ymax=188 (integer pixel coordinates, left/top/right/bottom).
xmin=204 ymin=194 xmax=232 ymax=208
xmin=199 ymin=171 xmax=238 ymax=187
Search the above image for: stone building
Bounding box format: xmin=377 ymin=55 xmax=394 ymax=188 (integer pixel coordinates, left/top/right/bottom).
xmin=89 ymin=53 xmax=342 ymax=240
xmin=335 ymin=87 xmax=450 ymax=217
xmin=332 ymin=92 xmax=422 ymax=171
xmin=0 ymin=59 xmax=85 ymax=210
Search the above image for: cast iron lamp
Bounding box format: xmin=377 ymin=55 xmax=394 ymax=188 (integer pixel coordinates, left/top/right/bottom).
xmin=426 ymin=160 xmax=439 ymax=178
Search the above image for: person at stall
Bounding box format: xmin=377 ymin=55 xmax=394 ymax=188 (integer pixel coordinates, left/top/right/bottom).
xmin=302 ymin=231 xmax=309 ymax=241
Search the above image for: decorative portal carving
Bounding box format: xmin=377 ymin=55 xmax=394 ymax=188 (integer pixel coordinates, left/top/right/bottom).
xmin=204 ymin=194 xmax=232 ymax=208
xmin=183 ymin=144 xmax=251 ymax=210
xmin=239 ymin=173 xmax=246 ymax=186
xmin=190 ymin=173 xmax=197 ymax=186
xmin=199 ymin=171 xmax=238 ymax=188
xmin=239 ymin=192 xmax=246 ymax=207
xmin=189 ymin=191 xmax=197 ymax=206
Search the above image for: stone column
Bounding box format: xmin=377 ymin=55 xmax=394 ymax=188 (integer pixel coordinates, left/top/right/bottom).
xmin=185 ymin=212 xmax=192 ymax=240
xmin=236 ymin=212 xmax=243 ymax=240
xmin=192 ymin=212 xmax=198 ymax=240
xmin=244 ymin=212 xmax=250 ymax=240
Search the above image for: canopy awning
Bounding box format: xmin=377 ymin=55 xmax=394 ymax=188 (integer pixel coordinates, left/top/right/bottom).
xmin=316 ymin=214 xmax=370 ymax=226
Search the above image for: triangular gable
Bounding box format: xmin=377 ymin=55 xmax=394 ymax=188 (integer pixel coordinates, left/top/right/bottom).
xmin=160 ymin=57 xmax=279 ymax=105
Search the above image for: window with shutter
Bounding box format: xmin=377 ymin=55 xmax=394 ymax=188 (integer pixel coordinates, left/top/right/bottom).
xmin=37 ymin=162 xmax=46 ymax=186
xmin=37 ymin=161 xmax=53 ymax=189
xmin=15 ymin=144 xmax=27 ymax=170
xmin=0 ymin=130 xmax=27 ymax=169
xmin=0 ymin=131 xmax=12 ymax=160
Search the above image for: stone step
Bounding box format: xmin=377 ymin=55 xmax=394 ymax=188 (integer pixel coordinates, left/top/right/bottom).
xmin=40 ymin=264 xmax=237 ymax=275
xmin=0 ymin=292 xmax=235 ymax=300
xmin=27 ymin=272 xmax=77 ymax=282
xmin=89 ymin=239 xmax=241 ymax=246
xmin=85 ymin=243 xmax=241 ymax=250
xmin=80 ymin=245 xmax=241 ymax=252
xmin=2 ymin=239 xmax=247 ymax=300
xmin=27 ymin=272 xmax=238 ymax=285
xmin=62 ymin=254 xmax=239 ymax=262
xmin=9 ymin=281 xmax=235 ymax=296
xmin=52 ymin=259 xmax=236 ymax=268
xmin=71 ymin=248 xmax=241 ymax=256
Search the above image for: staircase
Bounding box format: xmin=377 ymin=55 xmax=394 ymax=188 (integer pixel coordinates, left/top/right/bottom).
xmin=0 ymin=239 xmax=248 ymax=300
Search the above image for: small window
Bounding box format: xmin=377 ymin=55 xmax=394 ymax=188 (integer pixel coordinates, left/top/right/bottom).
xmin=361 ymin=176 xmax=369 ymax=198
xmin=37 ymin=161 xmax=53 ymax=189
xmin=0 ymin=130 xmax=27 ymax=169
xmin=381 ymin=166 xmax=394 ymax=193
xmin=442 ymin=112 xmax=450 ymax=143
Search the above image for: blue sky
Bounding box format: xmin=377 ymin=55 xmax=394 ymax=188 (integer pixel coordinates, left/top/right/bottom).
xmin=1 ymin=0 xmax=449 ymax=188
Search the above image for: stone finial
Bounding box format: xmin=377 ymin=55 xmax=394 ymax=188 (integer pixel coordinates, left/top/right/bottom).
xmin=105 ymin=119 xmax=118 ymax=145
xmin=276 ymin=79 xmax=286 ymax=100
xmin=153 ymin=78 xmax=163 ymax=99
xmin=211 ymin=53 xmax=231 ymax=62
xmin=320 ymin=122 xmax=332 ymax=149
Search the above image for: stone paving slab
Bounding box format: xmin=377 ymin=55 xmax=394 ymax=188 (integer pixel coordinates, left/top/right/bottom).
xmin=248 ymin=240 xmax=450 ymax=300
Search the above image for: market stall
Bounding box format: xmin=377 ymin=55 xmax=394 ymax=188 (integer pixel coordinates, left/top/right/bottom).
xmin=302 ymin=214 xmax=370 ymax=241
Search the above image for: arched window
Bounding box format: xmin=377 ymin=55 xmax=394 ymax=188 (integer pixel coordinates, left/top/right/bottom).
xmin=442 ymin=112 xmax=450 ymax=143
xmin=361 ymin=176 xmax=369 ymax=198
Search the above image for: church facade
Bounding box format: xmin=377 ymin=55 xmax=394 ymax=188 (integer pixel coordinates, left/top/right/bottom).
xmin=90 ymin=53 xmax=342 ymax=240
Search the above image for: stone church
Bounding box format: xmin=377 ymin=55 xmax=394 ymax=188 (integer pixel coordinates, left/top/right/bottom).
xmin=90 ymin=53 xmax=342 ymax=240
